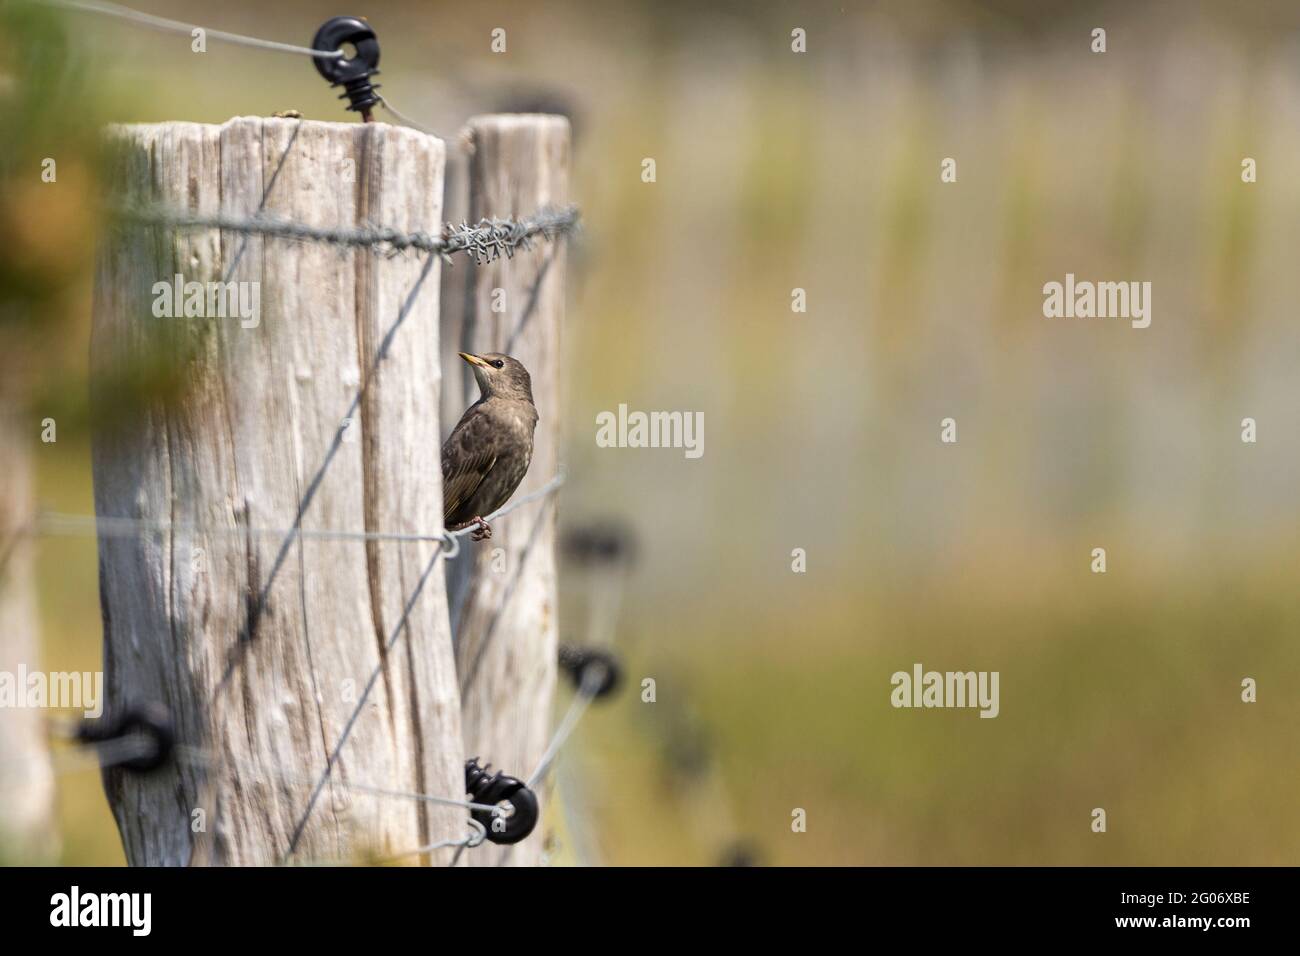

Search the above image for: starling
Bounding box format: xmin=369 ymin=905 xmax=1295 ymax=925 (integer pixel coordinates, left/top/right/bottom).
xmin=441 ymin=352 xmax=538 ymax=542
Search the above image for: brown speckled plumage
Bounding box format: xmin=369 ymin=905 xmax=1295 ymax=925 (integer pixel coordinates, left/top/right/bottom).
xmin=441 ymin=352 xmax=538 ymax=535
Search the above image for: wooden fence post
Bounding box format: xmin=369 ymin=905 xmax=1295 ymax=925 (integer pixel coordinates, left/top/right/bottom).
xmin=90 ymin=117 xmax=463 ymax=865
xmin=0 ymin=409 xmax=57 ymax=862
xmin=448 ymin=114 xmax=570 ymax=866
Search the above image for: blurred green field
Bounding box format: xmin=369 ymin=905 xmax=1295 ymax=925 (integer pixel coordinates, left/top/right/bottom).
xmin=584 ymin=563 xmax=1300 ymax=865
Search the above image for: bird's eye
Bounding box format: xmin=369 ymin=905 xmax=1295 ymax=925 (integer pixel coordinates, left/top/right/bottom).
xmin=490 ymin=359 xmax=505 ymax=369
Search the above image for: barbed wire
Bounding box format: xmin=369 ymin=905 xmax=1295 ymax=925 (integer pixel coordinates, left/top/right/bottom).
xmin=109 ymin=202 xmax=581 ymax=265
xmin=31 ymin=0 xmax=345 ymax=59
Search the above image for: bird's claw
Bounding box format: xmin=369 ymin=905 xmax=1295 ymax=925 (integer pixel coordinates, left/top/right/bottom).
xmin=470 ymin=517 xmax=493 ymax=542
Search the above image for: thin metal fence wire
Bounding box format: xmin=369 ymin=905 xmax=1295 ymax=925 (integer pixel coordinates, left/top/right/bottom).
xmin=33 ymin=0 xmax=345 ymax=59
xmin=381 ymin=819 xmax=487 ymax=864
xmin=375 ymin=94 xmax=439 ymax=137
xmin=172 ymin=746 xmax=504 ymax=816
xmin=0 ymin=730 xmax=152 ymax=788
xmin=26 ymin=473 xmax=565 ymax=558
xmin=528 ymin=667 xmax=605 ymax=789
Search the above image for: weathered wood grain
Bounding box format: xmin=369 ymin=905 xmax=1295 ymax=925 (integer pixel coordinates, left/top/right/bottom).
xmin=448 ymin=114 xmax=569 ymax=867
xmin=90 ymin=117 xmax=463 ymax=865
xmin=0 ymin=409 xmax=56 ymax=862
xmin=439 ymin=135 xmax=474 ymax=442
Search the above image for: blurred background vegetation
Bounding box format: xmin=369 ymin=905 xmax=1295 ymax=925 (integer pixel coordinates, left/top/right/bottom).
xmin=1 ymin=0 xmax=1298 ymax=865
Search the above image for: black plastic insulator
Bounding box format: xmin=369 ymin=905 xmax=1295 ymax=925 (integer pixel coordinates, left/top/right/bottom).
xmin=311 ymin=16 xmax=382 ymax=118
xmin=560 ymin=521 xmax=637 ymax=568
xmin=464 ymin=758 xmax=539 ymax=845
xmin=557 ymin=644 xmax=621 ymax=699
xmin=664 ymin=719 xmax=712 ymax=780
xmin=718 ymin=841 xmax=762 ymax=867
xmin=76 ymin=702 xmax=174 ymax=773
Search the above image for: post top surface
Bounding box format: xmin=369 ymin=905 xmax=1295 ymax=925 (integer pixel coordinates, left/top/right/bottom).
xmin=104 ymin=115 xmax=444 ymax=147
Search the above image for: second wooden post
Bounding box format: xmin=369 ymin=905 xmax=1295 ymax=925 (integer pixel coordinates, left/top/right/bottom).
xmin=448 ymin=114 xmax=570 ymax=867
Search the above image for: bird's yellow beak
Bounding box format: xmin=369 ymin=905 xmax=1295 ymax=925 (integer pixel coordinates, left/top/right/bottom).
xmin=458 ymin=352 xmax=490 ymax=369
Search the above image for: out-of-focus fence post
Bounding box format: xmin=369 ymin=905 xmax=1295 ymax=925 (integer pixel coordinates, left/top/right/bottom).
xmin=0 ymin=408 xmax=56 ymax=862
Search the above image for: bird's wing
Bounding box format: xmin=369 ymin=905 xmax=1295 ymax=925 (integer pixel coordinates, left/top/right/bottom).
xmin=441 ymin=411 xmax=498 ymax=524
